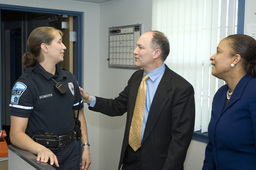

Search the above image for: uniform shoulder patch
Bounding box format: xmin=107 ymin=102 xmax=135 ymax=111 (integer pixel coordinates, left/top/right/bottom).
xmin=11 ymin=82 xmax=27 ymax=104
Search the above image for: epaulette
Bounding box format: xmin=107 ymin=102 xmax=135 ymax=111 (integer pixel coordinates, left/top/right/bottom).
xmin=19 ymin=67 xmax=35 ymax=79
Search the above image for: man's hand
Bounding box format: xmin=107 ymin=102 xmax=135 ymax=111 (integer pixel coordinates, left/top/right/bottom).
xmin=79 ymin=87 xmax=92 ymax=104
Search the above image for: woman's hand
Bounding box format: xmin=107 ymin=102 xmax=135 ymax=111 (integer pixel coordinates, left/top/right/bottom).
xmin=36 ymin=146 xmax=59 ymax=167
xmin=81 ymin=145 xmax=91 ymax=169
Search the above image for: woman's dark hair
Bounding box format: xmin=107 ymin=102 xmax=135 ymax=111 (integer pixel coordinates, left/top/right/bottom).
xmin=151 ymin=31 xmax=170 ymax=61
xmin=22 ymin=26 xmax=63 ymax=68
xmin=226 ymin=34 xmax=256 ymax=77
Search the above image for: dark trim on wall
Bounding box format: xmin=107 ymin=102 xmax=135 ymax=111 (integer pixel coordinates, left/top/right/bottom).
xmin=193 ymin=0 xmax=245 ymax=144
xmin=0 ymin=4 xmax=83 ymax=84
xmin=237 ymin=0 xmax=245 ymax=34
xmin=0 ymin=4 xmax=83 ymax=128
xmin=193 ymin=131 xmax=209 ymax=143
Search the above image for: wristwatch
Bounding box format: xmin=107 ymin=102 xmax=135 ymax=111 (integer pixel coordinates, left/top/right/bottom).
xmin=82 ymin=142 xmax=90 ymax=147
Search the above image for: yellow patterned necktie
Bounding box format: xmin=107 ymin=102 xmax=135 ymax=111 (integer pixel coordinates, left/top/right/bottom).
xmin=129 ymin=74 xmax=149 ymax=151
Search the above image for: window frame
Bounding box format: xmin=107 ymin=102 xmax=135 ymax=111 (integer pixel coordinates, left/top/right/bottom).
xmin=193 ymin=0 xmax=245 ymax=143
xmin=152 ymin=0 xmax=245 ymax=143
xmin=0 ymin=4 xmax=83 ymax=128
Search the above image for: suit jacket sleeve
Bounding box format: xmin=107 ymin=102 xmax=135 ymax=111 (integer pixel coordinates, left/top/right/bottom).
xmin=202 ymin=141 xmax=216 ymax=170
xmin=89 ymin=89 xmax=128 ymax=116
xmin=163 ymin=84 xmax=195 ymax=170
xmin=88 ymin=71 xmax=138 ymax=116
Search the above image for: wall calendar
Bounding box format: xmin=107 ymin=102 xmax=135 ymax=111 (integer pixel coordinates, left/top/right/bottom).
xmin=108 ymin=24 xmax=141 ymax=68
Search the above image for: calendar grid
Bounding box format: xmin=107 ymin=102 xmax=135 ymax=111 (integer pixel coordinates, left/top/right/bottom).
xmin=108 ymin=24 xmax=141 ymax=69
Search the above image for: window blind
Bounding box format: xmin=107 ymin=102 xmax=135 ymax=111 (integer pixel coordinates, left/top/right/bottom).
xmin=152 ymin=0 xmax=238 ymax=133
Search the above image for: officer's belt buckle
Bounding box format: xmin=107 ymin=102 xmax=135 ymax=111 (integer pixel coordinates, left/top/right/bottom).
xmin=58 ymin=131 xmax=76 ymax=148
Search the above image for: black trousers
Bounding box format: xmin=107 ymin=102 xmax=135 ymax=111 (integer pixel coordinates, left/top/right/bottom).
xmin=53 ymin=140 xmax=80 ymax=170
xmin=122 ymin=145 xmax=142 ymax=170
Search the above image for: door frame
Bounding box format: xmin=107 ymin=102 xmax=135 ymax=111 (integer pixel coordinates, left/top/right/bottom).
xmin=0 ymin=4 xmax=83 ymax=128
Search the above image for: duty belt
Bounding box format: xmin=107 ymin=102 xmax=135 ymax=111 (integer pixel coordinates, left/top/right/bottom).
xmin=32 ymin=131 xmax=77 ymax=151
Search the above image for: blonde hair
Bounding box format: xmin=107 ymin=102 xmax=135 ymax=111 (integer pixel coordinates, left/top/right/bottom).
xmin=22 ymin=26 xmax=63 ymax=68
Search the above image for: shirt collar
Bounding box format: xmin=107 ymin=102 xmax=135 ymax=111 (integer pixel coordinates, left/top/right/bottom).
xmin=34 ymin=62 xmax=66 ymax=81
xmin=144 ymin=64 xmax=165 ymax=82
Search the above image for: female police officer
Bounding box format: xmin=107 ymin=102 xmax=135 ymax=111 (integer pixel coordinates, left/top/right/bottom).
xmin=9 ymin=26 xmax=91 ymax=169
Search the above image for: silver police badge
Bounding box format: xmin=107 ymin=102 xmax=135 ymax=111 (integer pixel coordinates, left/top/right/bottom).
xmin=68 ymin=82 xmax=75 ymax=96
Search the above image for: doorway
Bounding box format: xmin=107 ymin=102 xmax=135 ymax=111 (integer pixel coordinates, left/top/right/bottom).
xmin=0 ymin=6 xmax=83 ymax=143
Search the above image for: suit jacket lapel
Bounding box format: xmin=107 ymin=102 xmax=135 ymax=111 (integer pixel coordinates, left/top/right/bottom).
xmin=214 ymin=85 xmax=228 ymax=117
xmin=142 ymin=67 xmax=172 ymax=144
xmin=223 ymin=74 xmax=253 ymax=113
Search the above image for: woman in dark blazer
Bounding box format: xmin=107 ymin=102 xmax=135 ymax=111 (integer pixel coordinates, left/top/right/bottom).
xmin=202 ymin=34 xmax=256 ymax=170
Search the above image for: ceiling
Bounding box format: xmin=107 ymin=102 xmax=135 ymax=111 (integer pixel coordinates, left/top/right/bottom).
xmin=72 ymin=0 xmax=112 ymax=3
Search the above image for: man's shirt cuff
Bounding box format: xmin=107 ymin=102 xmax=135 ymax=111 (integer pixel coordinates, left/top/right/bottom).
xmin=89 ymin=96 xmax=96 ymax=107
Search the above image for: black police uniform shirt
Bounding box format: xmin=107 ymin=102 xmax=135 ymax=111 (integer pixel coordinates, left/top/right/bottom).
xmin=9 ymin=62 xmax=83 ymax=137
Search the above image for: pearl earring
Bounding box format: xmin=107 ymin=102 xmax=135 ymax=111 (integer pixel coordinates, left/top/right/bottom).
xmin=231 ymin=63 xmax=235 ymax=68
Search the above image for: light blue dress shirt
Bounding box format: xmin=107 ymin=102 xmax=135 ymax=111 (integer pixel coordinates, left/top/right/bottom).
xmin=141 ymin=64 xmax=165 ymax=141
xmin=89 ymin=64 xmax=166 ymax=141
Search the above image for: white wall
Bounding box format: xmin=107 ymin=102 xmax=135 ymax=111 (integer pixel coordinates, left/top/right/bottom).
xmin=184 ymin=140 xmax=207 ymax=170
xmin=97 ymin=0 xmax=152 ymax=169
xmin=2 ymin=0 xmax=256 ymax=169
xmin=98 ymin=0 xmax=206 ymax=169
xmin=0 ymin=0 xmax=101 ymax=169
xmin=97 ymin=0 xmax=256 ymax=170
xmin=244 ymin=0 xmax=256 ymax=36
